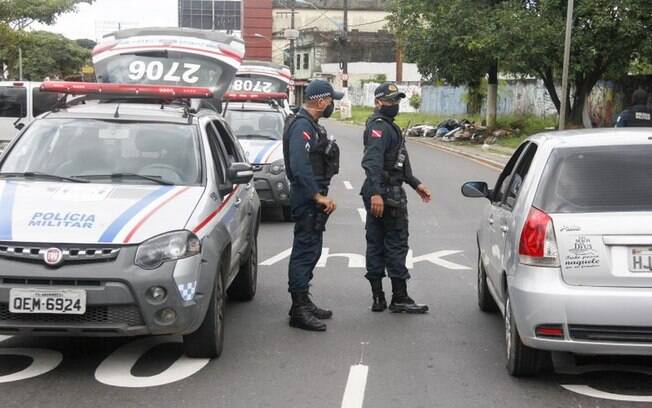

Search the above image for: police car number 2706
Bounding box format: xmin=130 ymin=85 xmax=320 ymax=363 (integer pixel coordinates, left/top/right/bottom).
xmin=9 ymin=288 xmax=87 ymax=315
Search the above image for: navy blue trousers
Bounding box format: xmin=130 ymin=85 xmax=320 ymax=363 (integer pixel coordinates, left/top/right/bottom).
xmin=363 ymin=196 xmax=411 ymax=282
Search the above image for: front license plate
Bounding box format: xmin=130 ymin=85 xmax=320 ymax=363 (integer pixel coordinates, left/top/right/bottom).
xmin=629 ymin=247 xmax=652 ymax=273
xmin=9 ymin=288 xmax=86 ymax=314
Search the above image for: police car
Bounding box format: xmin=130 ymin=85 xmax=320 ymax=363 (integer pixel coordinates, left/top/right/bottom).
xmin=224 ymin=91 xmax=291 ymax=220
xmin=0 ymin=28 xmax=260 ymax=359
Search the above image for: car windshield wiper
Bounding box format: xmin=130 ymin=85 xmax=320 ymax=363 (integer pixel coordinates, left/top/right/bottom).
xmin=237 ymin=134 xmax=279 ymax=140
xmin=75 ymin=173 xmax=174 ymax=185
xmin=0 ymin=172 xmax=90 ymax=183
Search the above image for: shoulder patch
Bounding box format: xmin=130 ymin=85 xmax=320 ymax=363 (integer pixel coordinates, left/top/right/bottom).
xmin=371 ymin=129 xmax=383 ymax=138
xmin=303 ymin=131 xmax=312 ymax=141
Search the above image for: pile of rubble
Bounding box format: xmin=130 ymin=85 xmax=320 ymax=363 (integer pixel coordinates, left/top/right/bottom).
xmin=404 ymin=119 xmax=517 ymax=144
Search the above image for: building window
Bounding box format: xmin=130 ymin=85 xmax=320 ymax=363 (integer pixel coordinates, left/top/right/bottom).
xmin=178 ymin=0 xmax=241 ymax=31
xmin=303 ymin=53 xmax=309 ymax=70
xmin=296 ymin=54 xmax=301 ymax=71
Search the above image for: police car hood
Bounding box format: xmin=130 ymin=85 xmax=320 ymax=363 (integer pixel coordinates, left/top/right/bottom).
xmin=0 ymin=181 xmax=205 ymax=245
xmin=239 ymin=139 xmax=283 ymax=165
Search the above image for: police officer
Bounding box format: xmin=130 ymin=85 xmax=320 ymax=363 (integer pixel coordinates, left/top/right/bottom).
xmin=361 ymin=83 xmax=432 ymax=314
xmin=616 ymin=89 xmax=651 ymax=127
xmin=283 ymin=80 xmax=343 ymax=331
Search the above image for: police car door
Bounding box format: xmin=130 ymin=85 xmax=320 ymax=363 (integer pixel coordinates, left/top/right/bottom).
xmin=204 ymin=119 xmax=241 ymax=270
xmin=210 ymin=119 xmax=252 ymax=249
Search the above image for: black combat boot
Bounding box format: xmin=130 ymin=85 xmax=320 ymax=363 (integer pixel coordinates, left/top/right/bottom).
xmin=369 ymin=279 xmax=387 ymax=312
xmin=289 ymin=292 xmax=327 ymax=331
xmin=389 ymin=278 xmax=429 ymax=314
xmin=288 ymin=293 xmax=333 ymax=319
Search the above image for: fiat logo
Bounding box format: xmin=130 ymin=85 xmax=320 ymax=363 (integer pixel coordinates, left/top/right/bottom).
xmin=43 ymin=248 xmax=64 ymax=266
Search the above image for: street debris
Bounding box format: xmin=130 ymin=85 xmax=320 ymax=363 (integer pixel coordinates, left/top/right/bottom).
xmin=405 ymin=118 xmax=518 ymax=144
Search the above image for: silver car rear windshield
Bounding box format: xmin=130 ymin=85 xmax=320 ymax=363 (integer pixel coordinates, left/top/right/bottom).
xmin=225 ymin=110 xmax=284 ymax=140
xmin=534 ymin=144 xmax=652 ymax=213
xmin=1 ymin=118 xmax=202 ymax=185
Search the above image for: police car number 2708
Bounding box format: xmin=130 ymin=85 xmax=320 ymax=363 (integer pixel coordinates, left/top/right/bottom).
xmin=9 ymin=288 xmax=87 ymax=315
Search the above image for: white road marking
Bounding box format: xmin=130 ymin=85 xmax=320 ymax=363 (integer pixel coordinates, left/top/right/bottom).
xmin=344 ymin=181 xmax=354 ymax=190
xmin=0 ymin=348 xmax=63 ymax=383
xmin=341 ymin=364 xmax=369 ymax=408
xmin=259 ymin=247 xmax=293 ymax=266
xmin=260 ymin=248 xmax=469 ymax=270
xmin=95 ymin=336 xmax=210 ymax=388
xmin=0 ymin=335 xmax=13 ymax=343
xmin=357 ymin=208 xmax=367 ymax=223
xmin=562 ymin=385 xmax=652 ymax=402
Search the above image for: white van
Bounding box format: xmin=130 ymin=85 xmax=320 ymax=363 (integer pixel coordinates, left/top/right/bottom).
xmin=0 ymin=81 xmax=63 ymax=142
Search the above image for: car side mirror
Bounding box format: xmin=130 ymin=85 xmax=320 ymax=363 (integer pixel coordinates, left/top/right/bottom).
xmin=227 ymin=162 xmax=254 ymax=185
xmin=461 ymin=181 xmax=490 ymax=198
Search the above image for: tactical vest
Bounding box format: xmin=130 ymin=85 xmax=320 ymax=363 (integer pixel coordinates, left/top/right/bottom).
xmin=622 ymin=106 xmax=652 ymax=127
xmin=364 ymin=114 xmax=407 ymax=184
xmin=283 ymin=112 xmax=339 ymax=182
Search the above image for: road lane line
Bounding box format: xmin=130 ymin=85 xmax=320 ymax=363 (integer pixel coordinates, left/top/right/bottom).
xmin=341 ymin=364 xmax=369 ymax=408
xmin=344 ymin=181 xmax=354 ymax=190
xmin=357 ymin=208 xmax=367 ymax=223
xmin=259 ymin=248 xmax=292 ymax=266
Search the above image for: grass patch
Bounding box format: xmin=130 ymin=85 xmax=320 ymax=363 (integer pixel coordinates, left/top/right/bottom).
xmin=334 ymin=106 xmax=557 ymax=149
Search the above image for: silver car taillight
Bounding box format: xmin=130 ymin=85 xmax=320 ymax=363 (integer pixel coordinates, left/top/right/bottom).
xmin=519 ymin=207 xmax=560 ymax=267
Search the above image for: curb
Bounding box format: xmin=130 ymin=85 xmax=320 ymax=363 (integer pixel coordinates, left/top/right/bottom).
xmin=409 ymin=138 xmax=507 ymax=171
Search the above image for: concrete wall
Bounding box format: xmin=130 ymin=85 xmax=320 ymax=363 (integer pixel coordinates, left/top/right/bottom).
xmin=321 ymin=62 xmax=422 ymax=87
xmin=272 ymin=9 xmax=388 ymax=33
xmin=347 ymin=81 xmax=421 ymax=113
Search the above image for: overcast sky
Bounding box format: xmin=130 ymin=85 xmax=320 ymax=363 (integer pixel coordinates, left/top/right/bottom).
xmin=33 ymin=0 xmax=178 ymax=41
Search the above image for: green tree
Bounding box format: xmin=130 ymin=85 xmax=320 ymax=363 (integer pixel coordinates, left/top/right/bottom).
xmin=13 ymin=31 xmax=91 ymax=80
xmin=497 ymin=0 xmax=652 ymax=125
xmin=0 ymin=0 xmax=93 ymax=79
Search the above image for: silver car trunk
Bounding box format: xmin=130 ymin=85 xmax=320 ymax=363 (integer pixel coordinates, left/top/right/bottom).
xmin=552 ymin=212 xmax=652 ymax=287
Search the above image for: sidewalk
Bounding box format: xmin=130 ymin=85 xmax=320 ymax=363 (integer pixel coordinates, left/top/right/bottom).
xmin=409 ymin=137 xmax=513 ymax=170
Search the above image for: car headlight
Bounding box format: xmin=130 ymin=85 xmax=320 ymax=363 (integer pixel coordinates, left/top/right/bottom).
xmin=135 ymin=230 xmax=201 ymax=270
xmin=269 ymin=159 xmax=285 ymax=175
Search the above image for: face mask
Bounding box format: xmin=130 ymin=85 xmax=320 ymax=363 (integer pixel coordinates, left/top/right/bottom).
xmin=322 ymin=101 xmax=335 ymax=118
xmin=379 ymin=104 xmax=399 ymax=118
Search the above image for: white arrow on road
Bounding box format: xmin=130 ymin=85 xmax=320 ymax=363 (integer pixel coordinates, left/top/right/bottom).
xmin=260 ymin=248 xmax=470 ymax=270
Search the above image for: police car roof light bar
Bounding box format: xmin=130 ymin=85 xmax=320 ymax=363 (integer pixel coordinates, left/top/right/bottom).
xmin=40 ymin=81 xmax=214 ymax=99
xmin=223 ymin=91 xmax=288 ymax=102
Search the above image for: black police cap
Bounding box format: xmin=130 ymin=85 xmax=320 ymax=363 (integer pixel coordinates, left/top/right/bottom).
xmin=374 ymin=83 xmax=406 ymax=102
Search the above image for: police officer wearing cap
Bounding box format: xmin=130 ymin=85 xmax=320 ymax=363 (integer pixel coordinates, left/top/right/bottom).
xmin=361 ymin=83 xmax=432 ymax=314
xmin=282 ymin=80 xmax=343 ymax=331
xmin=616 ymin=89 xmax=651 ymax=127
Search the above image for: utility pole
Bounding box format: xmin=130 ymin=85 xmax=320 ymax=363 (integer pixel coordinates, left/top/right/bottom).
xmin=559 ymin=0 xmax=574 ymax=130
xmin=18 ymin=47 xmax=23 ymax=81
xmin=342 ymin=0 xmax=348 ymax=89
xmin=290 ymin=0 xmax=296 ymax=76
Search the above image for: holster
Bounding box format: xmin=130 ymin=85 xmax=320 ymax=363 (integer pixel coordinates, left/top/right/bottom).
xmin=381 ymin=185 xmax=408 ymax=230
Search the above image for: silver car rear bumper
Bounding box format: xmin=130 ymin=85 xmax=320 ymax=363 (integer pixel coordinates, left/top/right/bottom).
xmin=509 ymin=264 xmax=652 ymax=355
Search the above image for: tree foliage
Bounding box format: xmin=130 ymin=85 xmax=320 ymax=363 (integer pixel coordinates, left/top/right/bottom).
xmin=389 ymin=0 xmax=652 ymax=126
xmin=0 ymin=0 xmax=93 ymax=79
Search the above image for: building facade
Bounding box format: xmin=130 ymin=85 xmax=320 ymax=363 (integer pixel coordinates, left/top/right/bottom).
xmin=178 ymin=0 xmax=273 ymax=61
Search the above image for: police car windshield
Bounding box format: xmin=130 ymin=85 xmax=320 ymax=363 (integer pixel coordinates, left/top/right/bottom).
xmin=1 ymin=119 xmax=202 ymax=186
xmin=225 ymin=110 xmax=283 ymax=140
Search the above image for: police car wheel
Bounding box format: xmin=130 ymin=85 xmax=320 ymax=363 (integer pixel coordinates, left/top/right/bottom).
xmin=477 ymin=249 xmax=498 ymax=313
xmin=183 ymin=259 xmax=226 ymax=359
xmin=282 ymin=205 xmax=292 ymax=222
xmin=505 ymin=294 xmax=551 ymax=377
xmin=227 ymin=231 xmax=258 ymax=301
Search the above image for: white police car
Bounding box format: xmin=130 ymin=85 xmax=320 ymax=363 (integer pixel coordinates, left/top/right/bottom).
xmin=0 ymin=28 xmax=260 ymax=359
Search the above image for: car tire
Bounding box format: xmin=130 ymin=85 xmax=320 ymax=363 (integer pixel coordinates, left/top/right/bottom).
xmin=477 ymin=251 xmax=498 ymax=313
xmin=227 ymin=231 xmax=258 ymax=301
xmin=183 ymin=260 xmax=226 ymax=359
xmin=282 ymin=205 xmax=292 ymax=222
xmin=505 ymin=294 xmax=552 ymax=377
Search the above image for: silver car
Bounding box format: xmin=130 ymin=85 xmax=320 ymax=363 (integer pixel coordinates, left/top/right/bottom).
xmin=462 ymin=128 xmax=652 ymax=376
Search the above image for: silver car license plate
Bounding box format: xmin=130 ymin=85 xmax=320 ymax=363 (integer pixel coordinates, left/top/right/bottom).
xmin=629 ymin=247 xmax=652 ymax=273
xmin=9 ymin=288 xmax=86 ymax=314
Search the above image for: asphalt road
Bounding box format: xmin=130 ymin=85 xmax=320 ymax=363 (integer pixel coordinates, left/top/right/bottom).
xmin=2 ymin=119 xmax=652 ymax=408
